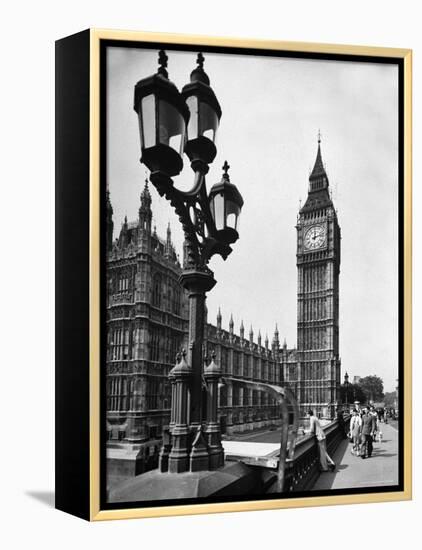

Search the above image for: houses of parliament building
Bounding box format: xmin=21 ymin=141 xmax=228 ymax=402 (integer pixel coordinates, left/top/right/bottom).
xmin=105 ymin=139 xmax=341 ymax=458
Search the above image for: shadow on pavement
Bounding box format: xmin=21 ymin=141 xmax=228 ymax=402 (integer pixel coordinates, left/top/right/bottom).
xmin=370 ymin=451 xmax=396 ymax=458
xmin=313 ymin=438 xmax=350 ymax=490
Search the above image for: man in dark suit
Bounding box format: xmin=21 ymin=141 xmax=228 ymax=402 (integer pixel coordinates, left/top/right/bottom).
xmin=360 ymin=407 xmax=376 ymax=458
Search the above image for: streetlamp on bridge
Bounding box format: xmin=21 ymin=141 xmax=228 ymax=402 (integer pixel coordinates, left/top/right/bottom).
xmin=134 ymin=51 xmax=244 ymax=473
xmin=344 ymin=371 xmax=350 ymax=410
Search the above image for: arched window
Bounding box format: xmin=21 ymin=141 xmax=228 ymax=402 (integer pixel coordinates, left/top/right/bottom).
xmin=149 ymin=326 xmax=160 ymax=362
xmin=152 ymin=273 xmax=162 ymax=308
xmin=173 ymin=286 xmax=181 ymax=315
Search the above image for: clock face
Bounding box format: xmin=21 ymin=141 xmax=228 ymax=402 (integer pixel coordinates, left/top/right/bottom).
xmin=304 ymin=224 xmax=326 ymax=250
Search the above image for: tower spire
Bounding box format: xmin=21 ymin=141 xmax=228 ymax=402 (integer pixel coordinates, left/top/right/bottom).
xmin=309 ymin=132 xmax=328 ymax=190
xmin=300 ymin=135 xmax=334 ymax=213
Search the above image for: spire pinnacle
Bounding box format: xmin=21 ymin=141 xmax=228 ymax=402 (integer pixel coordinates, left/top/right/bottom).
xmin=140 ymin=177 xmax=152 ymax=208
xmin=309 ymin=133 xmax=328 ymax=183
xmin=217 ymin=307 xmax=222 ymax=330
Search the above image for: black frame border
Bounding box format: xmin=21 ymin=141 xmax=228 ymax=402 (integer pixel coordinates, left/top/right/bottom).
xmin=99 ymin=39 xmax=405 ymax=512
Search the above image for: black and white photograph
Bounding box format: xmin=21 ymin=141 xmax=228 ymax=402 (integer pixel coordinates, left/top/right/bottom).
xmin=102 ymin=42 xmax=403 ymax=507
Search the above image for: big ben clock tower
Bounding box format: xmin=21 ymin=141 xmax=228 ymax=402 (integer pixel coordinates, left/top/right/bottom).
xmin=296 ymin=136 xmax=341 ymax=419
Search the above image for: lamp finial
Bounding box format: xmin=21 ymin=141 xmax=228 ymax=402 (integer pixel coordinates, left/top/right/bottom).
xmin=158 ymin=50 xmax=168 ymax=78
xmin=222 ymin=160 xmax=230 ymax=181
xmin=197 ymin=52 xmax=205 ymax=69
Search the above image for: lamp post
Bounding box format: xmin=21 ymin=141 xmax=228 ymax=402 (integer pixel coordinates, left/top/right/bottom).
xmin=344 ymin=372 xmax=349 ymax=409
xmin=134 ymin=51 xmax=244 ymax=473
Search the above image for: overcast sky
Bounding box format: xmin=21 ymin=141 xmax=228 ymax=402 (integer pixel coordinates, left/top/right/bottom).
xmin=107 ymin=46 xmax=398 ymax=392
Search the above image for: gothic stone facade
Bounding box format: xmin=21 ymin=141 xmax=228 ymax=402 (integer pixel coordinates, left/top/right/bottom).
xmin=106 ymin=182 xmax=288 ymax=456
xmin=105 ymin=140 xmax=342 ymax=460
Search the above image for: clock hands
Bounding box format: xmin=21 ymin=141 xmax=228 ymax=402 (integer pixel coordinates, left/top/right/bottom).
xmin=305 ymin=225 xmax=325 ymax=250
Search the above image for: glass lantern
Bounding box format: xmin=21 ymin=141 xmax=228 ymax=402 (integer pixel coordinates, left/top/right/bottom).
xmin=209 ymin=162 xmax=244 ymax=245
xmin=182 ymin=53 xmax=222 ymax=165
xmin=134 ymin=51 xmax=190 ymax=177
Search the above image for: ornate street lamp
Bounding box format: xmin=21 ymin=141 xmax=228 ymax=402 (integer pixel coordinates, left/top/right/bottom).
xmin=134 ymin=50 xmax=190 ymax=177
xmin=209 ymin=161 xmax=244 ymax=245
xmin=182 ymin=52 xmax=222 ymax=166
xmin=134 ymin=51 xmax=244 ymax=473
xmin=344 ymin=371 xmax=349 ymax=408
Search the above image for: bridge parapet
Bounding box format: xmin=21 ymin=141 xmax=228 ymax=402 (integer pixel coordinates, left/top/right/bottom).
xmin=283 ymin=416 xmax=350 ymax=492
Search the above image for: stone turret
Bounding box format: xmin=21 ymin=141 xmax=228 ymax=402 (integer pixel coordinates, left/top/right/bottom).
xmin=272 ymin=324 xmax=280 ymax=355
xmin=216 ymin=308 xmax=222 ymax=336
xmin=106 ymin=186 xmax=114 ymax=252
xmin=139 ymin=180 xmax=152 ymax=229
xmin=165 ymin=222 xmax=172 ymax=258
xmin=119 ymin=215 xmax=129 ymax=248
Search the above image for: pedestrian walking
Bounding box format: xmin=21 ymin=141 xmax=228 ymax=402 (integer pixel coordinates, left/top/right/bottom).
xmin=360 ymin=407 xmax=377 ymax=459
xmin=369 ymin=405 xmax=378 ymax=442
xmin=308 ymin=409 xmax=336 ymax=471
xmin=349 ymin=409 xmax=362 ymax=455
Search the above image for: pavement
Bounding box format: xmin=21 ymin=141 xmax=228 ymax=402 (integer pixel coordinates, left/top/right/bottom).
xmin=312 ymin=421 xmax=399 ymax=491
xmin=226 ymin=428 xmax=284 ymax=444
xmin=226 ymin=425 xmax=309 ymax=444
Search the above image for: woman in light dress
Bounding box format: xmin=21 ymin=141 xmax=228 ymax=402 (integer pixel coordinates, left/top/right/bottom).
xmin=349 ymin=409 xmax=362 ymax=455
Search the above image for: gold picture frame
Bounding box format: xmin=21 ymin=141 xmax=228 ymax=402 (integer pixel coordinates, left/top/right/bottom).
xmin=55 ymin=28 xmax=412 ymax=521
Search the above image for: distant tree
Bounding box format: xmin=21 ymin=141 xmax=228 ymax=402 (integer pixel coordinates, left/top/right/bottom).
xmin=340 ymin=383 xmax=366 ymax=405
xmin=384 ymin=391 xmax=396 ymax=408
xmin=359 ymin=375 xmax=384 ymax=403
